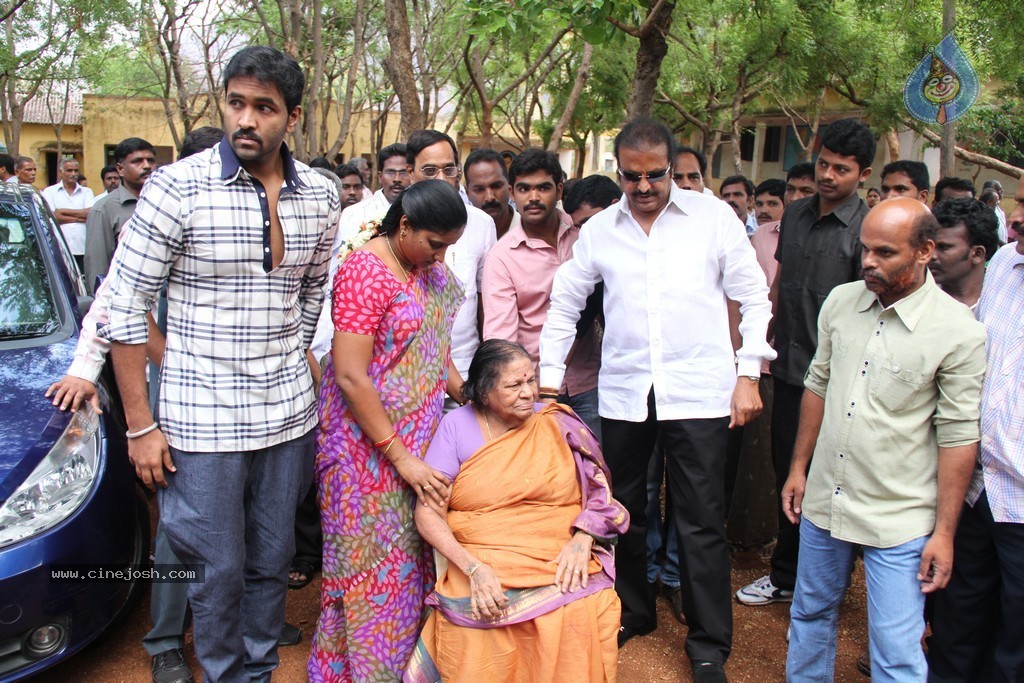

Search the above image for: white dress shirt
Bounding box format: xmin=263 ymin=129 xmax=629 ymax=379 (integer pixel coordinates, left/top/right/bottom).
xmin=310 ymin=190 xmax=496 ymax=376
xmin=310 ymin=190 xmax=393 ymax=360
xmin=42 ymin=182 xmax=95 ymax=255
xmin=539 ymin=185 xmax=775 ymax=421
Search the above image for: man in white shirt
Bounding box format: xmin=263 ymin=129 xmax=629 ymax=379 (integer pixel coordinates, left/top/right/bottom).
xmin=405 ymin=130 xmax=496 ymax=388
xmin=539 ymin=117 xmax=774 ymax=682
xmin=42 ymin=157 xmax=94 ymax=270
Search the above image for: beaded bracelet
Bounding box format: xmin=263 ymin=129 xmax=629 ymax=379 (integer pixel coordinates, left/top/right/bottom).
xmin=126 ymin=422 xmax=159 ymax=440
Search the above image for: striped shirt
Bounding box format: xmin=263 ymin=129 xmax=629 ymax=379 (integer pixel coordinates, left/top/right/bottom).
xmin=967 ymin=243 xmax=1024 ymax=522
xmin=100 ymin=139 xmax=341 ymax=452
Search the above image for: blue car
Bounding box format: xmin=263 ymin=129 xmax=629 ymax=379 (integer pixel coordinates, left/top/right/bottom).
xmin=0 ymin=183 xmax=150 ymax=680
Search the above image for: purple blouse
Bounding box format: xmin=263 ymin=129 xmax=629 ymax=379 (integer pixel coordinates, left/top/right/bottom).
xmin=424 ymin=404 xmax=546 ymax=481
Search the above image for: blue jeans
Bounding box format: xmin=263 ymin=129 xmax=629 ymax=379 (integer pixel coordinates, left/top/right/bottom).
xmin=645 ymin=443 xmax=680 ymax=587
xmin=787 ymin=518 xmax=927 ymax=683
xmin=559 ymin=387 xmax=601 ymax=444
xmin=159 ymin=430 xmax=315 ymax=682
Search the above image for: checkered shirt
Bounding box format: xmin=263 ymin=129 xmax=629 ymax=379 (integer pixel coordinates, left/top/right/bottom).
xmin=967 ymin=243 xmax=1024 ymax=522
xmin=100 ymin=139 xmax=340 ymax=452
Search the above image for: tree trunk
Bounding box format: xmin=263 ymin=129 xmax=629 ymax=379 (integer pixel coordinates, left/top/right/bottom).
xmin=625 ymin=0 xmax=674 ymax=119
xmin=326 ymin=0 xmax=366 ymax=159
xmin=547 ymin=42 xmax=593 ymax=153
xmin=383 ymin=0 xmax=425 ymax=138
xmin=939 ymin=0 xmax=956 ymax=176
xmin=885 ymin=129 xmax=900 ymax=162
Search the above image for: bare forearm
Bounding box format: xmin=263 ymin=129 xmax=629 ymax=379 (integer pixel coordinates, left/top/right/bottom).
xmin=414 ymin=504 xmax=479 ymax=573
xmin=335 ymin=369 xmax=402 ymax=452
xmin=55 ymin=208 xmax=90 ymax=223
xmin=789 ymin=390 xmax=825 ymax=476
xmin=110 ymin=341 xmax=154 ymax=430
xmin=727 ymin=299 xmax=742 ymax=352
xmin=934 ymin=443 xmax=977 ymax=537
xmin=446 ymin=361 xmax=464 ymax=404
xmin=145 ymin=313 xmax=165 ymax=367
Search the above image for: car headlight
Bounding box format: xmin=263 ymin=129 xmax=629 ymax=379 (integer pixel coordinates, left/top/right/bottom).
xmin=0 ymin=405 xmax=100 ymax=548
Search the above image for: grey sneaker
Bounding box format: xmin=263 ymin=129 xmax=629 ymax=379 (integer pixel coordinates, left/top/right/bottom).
xmin=736 ymin=575 xmax=794 ymax=605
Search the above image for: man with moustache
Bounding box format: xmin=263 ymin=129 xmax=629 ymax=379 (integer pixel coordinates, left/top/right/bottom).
xmin=782 ymin=198 xmax=986 ymax=680
xmin=406 ymin=129 xmax=496 ymax=393
xmin=927 ymin=177 xmax=1024 ymax=682
xmin=720 ymin=175 xmax=758 ymax=235
xmin=10 ymin=155 xmax=36 ymax=185
xmin=334 ymin=162 xmax=365 ymax=211
xmin=83 ymin=138 xmax=157 ymax=292
xmin=784 ymin=162 xmax=817 ymax=206
xmin=753 ymin=178 xmax=786 ymax=227
xmin=481 ymin=148 xmax=602 ymax=437
xmin=929 ymin=198 xmax=1000 ymax=310
xmin=333 ymin=144 xmax=408 ymax=246
xmin=738 ymin=118 xmax=875 ymax=608
xmin=540 ymin=117 xmax=774 ymax=682
xmin=464 ymin=147 xmax=516 ymax=239
xmin=99 ymin=46 xmax=341 ymax=681
xmin=673 ymin=145 xmax=715 ymax=196
xmin=42 ymin=157 xmax=94 ymax=271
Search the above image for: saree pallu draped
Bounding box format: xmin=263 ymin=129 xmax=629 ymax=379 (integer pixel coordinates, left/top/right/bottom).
xmin=311 ymin=255 xmax=463 ymax=683
xmin=406 ymin=403 xmax=629 ymax=683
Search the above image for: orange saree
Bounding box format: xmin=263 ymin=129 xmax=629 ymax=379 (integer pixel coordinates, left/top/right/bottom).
xmin=406 ymin=404 xmax=628 ymax=682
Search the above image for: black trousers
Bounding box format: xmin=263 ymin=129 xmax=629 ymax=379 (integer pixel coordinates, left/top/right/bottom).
xmin=602 ymin=389 xmax=732 ymax=664
xmin=928 ymin=491 xmax=1024 ymax=683
xmin=292 ymin=480 xmax=322 ymax=570
xmin=769 ymin=378 xmax=803 ymax=590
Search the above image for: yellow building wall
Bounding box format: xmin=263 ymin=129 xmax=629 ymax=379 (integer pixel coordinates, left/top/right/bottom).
xmin=8 ymin=122 xmax=85 ymax=191
xmin=79 ymin=94 xmax=604 ymax=188
xmin=81 ymin=95 xmax=218 ymax=188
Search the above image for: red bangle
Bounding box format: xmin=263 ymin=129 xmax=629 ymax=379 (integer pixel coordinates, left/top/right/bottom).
xmin=373 ymin=431 xmax=397 ymax=449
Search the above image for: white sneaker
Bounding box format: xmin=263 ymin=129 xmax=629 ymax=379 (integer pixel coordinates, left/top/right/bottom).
xmin=736 ymin=575 xmax=794 ymax=605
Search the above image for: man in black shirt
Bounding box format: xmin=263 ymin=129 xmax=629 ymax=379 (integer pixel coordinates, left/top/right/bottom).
xmin=737 ymin=118 xmax=876 ymax=606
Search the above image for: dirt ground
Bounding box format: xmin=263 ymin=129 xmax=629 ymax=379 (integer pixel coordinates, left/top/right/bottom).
xmin=34 ymin=549 xmax=869 ymax=682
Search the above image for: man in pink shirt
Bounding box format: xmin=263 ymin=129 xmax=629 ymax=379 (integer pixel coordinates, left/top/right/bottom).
xmin=481 ymin=148 xmax=602 ymax=439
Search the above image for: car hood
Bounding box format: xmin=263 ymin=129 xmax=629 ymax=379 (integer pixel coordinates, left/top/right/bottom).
xmin=0 ymin=338 xmax=76 ymax=500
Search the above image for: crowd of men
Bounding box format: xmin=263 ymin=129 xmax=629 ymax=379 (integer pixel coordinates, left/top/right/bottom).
xmin=30 ymin=43 xmax=1023 ymax=683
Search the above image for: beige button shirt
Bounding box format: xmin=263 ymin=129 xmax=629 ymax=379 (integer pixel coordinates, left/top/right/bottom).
xmin=802 ymin=272 xmax=986 ymax=548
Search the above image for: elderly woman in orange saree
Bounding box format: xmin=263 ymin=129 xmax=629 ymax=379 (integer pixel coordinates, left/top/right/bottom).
xmin=405 ymin=340 xmax=629 ymax=682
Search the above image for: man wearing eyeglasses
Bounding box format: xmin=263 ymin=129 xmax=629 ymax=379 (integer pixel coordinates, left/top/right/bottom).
xmin=539 ymin=117 xmax=774 ymax=683
xmin=406 ymin=129 xmax=497 ymax=400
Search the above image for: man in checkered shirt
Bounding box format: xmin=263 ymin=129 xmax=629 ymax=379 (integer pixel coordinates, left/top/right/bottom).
xmin=101 ymin=46 xmax=340 ymax=681
xmin=928 ymin=175 xmax=1024 ymax=682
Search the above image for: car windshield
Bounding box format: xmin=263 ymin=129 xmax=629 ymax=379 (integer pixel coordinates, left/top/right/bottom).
xmin=0 ymin=202 xmax=60 ymax=340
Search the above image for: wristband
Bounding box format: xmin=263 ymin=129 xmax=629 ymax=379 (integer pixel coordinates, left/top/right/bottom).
xmin=466 ymin=562 xmax=482 ymax=578
xmin=126 ymin=422 xmax=159 ymax=440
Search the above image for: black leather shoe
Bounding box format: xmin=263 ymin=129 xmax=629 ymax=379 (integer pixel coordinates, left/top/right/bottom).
xmin=279 ymin=622 xmax=302 ymax=647
xmin=692 ymin=660 xmax=727 ymax=683
xmin=617 ymin=623 xmax=656 ymax=648
xmin=152 ymin=648 xmax=194 ymax=683
xmin=664 ymin=584 xmax=686 ymax=625
xmin=856 ymin=648 xmax=871 ymax=676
